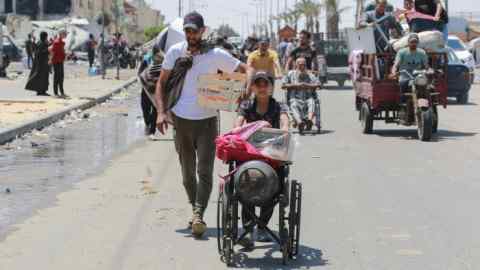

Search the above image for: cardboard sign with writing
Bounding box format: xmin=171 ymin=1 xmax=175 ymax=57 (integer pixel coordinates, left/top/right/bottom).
xmin=197 ymin=73 xmax=246 ymax=112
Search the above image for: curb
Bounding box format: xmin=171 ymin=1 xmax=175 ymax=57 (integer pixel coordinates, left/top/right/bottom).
xmin=0 ymin=77 xmax=138 ymax=145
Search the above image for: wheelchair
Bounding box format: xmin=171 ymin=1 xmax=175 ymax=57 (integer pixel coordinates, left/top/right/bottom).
xmin=217 ymin=160 xmax=302 ymax=266
xmin=285 ymin=90 xmax=322 ymax=135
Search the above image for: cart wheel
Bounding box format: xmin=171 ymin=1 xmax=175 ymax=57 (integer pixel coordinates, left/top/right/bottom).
xmin=360 ymin=102 xmax=374 ymax=134
xmin=289 ymin=180 xmax=302 ymax=258
xmin=279 ymin=200 xmax=289 ymax=265
xmin=432 ymin=106 xmax=438 ymax=134
xmin=417 ymin=108 xmax=433 ymax=141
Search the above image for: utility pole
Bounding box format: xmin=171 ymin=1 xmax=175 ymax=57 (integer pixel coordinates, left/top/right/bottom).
xmin=113 ymin=0 xmax=120 ymax=80
xmin=0 ymin=22 xmax=4 ymax=78
xmin=179 ymin=0 xmax=182 ymax=17
xmin=101 ymin=0 xmax=106 ymax=79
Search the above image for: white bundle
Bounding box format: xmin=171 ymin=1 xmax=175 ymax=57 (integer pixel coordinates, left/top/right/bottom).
xmin=392 ymin=31 xmax=446 ymax=52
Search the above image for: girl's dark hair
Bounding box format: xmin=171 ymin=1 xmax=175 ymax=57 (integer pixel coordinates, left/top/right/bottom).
xmin=40 ymin=31 xmax=48 ymax=42
xmin=300 ymin=30 xmax=311 ymax=39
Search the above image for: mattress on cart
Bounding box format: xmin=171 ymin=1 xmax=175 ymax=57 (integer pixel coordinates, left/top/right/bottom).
xmin=392 ymin=31 xmax=445 ymax=52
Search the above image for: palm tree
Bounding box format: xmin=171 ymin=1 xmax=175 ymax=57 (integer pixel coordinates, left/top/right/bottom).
xmin=295 ymin=0 xmax=322 ymax=33
xmin=324 ymin=0 xmax=351 ymax=38
xmin=288 ymin=8 xmax=303 ymax=33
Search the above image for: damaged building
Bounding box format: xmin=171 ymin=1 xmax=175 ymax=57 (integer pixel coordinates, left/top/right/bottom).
xmin=0 ymin=0 xmax=72 ymax=19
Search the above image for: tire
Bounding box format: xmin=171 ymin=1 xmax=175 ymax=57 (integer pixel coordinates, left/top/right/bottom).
xmin=216 ymin=192 xmax=225 ymax=255
xmin=417 ymin=108 xmax=433 ymax=141
xmin=359 ymin=102 xmax=374 ymax=134
xmin=457 ymin=92 xmax=469 ymax=104
xmin=279 ymin=204 xmax=289 ymax=265
xmin=288 ymin=180 xmax=302 ymax=258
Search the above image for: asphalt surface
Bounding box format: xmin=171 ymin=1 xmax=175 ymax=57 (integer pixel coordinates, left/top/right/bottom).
xmin=0 ymin=80 xmax=479 ymax=270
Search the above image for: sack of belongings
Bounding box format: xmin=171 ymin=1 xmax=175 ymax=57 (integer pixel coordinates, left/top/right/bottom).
xmin=392 ymin=31 xmax=445 ymax=52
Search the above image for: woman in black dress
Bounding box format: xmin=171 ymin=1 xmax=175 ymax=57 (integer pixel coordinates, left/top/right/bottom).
xmin=25 ymin=31 xmax=50 ymax=96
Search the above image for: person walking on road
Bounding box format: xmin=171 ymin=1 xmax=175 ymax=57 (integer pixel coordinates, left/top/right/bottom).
xmin=25 ymin=34 xmax=35 ymax=69
xmin=50 ymin=30 xmax=67 ymax=98
xmin=138 ymin=45 xmax=162 ymax=136
xmin=247 ymin=37 xmax=282 ymax=95
xmin=155 ymin=11 xmax=252 ymax=238
xmin=86 ymin=34 xmax=97 ymax=68
xmin=285 ymin=30 xmax=318 ymax=71
xmin=25 ymin=31 xmax=50 ymax=96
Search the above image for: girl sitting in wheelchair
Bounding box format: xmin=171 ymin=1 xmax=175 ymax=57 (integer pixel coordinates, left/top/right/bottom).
xmin=234 ymin=71 xmax=289 ymax=249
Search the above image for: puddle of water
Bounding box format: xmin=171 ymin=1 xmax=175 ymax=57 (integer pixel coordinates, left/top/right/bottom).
xmin=0 ymin=84 xmax=146 ymax=237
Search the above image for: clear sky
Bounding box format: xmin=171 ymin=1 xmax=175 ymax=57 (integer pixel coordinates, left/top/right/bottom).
xmin=145 ymin=0 xmax=478 ymax=37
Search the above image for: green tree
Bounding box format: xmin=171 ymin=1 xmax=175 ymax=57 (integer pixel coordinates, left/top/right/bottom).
xmin=144 ymin=25 xmax=166 ymax=42
xmin=295 ymin=0 xmax=323 ymax=33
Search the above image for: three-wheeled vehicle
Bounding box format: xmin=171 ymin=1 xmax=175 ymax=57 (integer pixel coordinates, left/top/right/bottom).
xmin=216 ymin=124 xmax=302 ymax=266
xmin=314 ymin=32 xmax=350 ymax=87
xmin=354 ymin=52 xmax=448 ymax=141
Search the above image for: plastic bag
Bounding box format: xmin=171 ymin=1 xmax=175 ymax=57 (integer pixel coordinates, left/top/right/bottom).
xmin=247 ymin=128 xmax=294 ymax=162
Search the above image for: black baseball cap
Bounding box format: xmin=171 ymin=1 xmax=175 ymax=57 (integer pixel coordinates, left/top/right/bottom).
xmin=259 ymin=37 xmax=270 ymax=44
xmin=252 ymin=71 xmax=274 ymax=85
xmin=183 ymin=11 xmax=205 ymax=30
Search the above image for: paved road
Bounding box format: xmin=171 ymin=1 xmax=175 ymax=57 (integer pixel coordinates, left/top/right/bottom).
xmin=0 ymin=81 xmax=479 ymax=270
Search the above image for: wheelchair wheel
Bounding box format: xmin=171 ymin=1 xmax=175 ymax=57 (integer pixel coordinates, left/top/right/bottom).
xmin=288 ymin=180 xmax=302 ymax=258
xmin=279 ymin=198 xmax=290 ymax=265
xmin=216 ymin=190 xmax=237 ymax=266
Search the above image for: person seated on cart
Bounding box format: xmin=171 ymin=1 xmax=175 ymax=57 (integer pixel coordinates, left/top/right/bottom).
xmin=234 ymin=71 xmax=289 ymax=248
xmin=358 ymin=0 xmax=404 ymax=53
xmin=390 ymin=33 xmax=429 ymax=121
xmin=282 ymin=57 xmax=321 ymax=133
xmin=364 ymin=0 xmax=394 ymax=13
xmin=411 ymin=0 xmax=448 ymax=39
xmin=390 ymin=33 xmax=429 ymax=93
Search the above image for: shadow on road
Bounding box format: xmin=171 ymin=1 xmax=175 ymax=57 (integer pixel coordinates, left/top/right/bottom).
xmin=447 ymin=100 xmax=478 ymax=106
xmin=233 ymin=244 xmax=328 ymax=269
xmin=291 ymin=130 xmax=335 ymax=136
xmin=175 ymin=227 xmax=218 ymax=241
xmin=372 ymin=129 xmax=477 ymax=141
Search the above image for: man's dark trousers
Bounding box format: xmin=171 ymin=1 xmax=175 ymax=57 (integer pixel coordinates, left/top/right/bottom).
xmin=53 ymin=63 xmax=65 ymax=96
xmin=172 ymin=114 xmax=218 ymax=217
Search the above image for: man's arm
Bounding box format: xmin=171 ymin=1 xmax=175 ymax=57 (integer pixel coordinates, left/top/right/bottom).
xmin=434 ymin=0 xmax=444 ymax=21
xmin=358 ymin=12 xmax=373 ymax=28
xmin=155 ymin=69 xmax=171 ymax=134
xmin=235 ymin=63 xmax=254 ymax=97
xmin=280 ymin=113 xmax=290 ymax=131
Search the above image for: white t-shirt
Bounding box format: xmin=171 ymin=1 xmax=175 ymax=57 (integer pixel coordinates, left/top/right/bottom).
xmin=162 ymin=41 xmax=241 ymax=120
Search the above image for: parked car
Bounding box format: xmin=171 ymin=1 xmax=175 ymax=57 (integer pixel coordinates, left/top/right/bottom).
xmin=448 ymin=35 xmax=475 ymax=83
xmin=2 ymin=35 xmax=22 ymax=62
xmin=447 ymin=47 xmax=472 ymax=104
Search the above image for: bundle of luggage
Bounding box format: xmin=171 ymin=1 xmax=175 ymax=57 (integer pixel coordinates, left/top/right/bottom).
xmin=391 ymin=30 xmax=446 ymax=52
